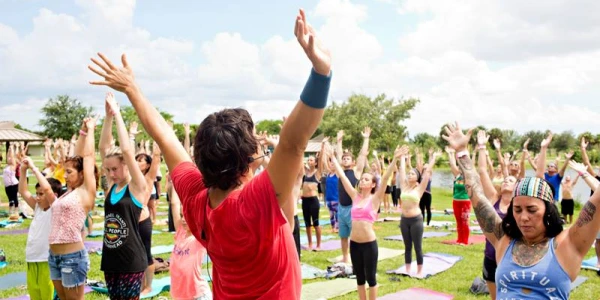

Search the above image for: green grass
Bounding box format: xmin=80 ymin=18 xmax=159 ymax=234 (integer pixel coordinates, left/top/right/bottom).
xmin=1 ymin=162 xmax=599 ymax=299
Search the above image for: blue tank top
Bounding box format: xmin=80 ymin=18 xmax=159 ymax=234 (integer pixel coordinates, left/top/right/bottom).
xmin=325 ymin=174 xmax=339 ymax=202
xmin=495 ymin=238 xmax=571 ymax=300
xmin=484 ymin=201 xmax=506 ymax=259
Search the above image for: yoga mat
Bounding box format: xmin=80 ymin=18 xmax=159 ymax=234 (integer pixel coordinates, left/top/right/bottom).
xmin=0 ymin=218 xmax=23 ymax=228
xmin=429 ymin=221 xmax=455 ymax=227
xmin=301 ymin=278 xmax=356 ymax=300
xmin=0 ymin=229 xmax=28 ymax=235
xmin=301 ymin=240 xmax=340 ymax=251
xmin=384 ymin=231 xmax=450 ymax=241
xmin=300 ymin=235 xmax=335 ymax=245
xmin=84 ymin=240 xmax=103 ymax=249
xmin=156 ymin=211 xmax=168 ymax=216
xmin=88 ymin=230 xmax=103 ymax=237
xmin=4 ymin=286 xmax=93 ymax=299
xmin=299 ymin=220 xmax=330 ymax=228
xmin=0 ymin=261 xmax=6 ymax=269
xmin=449 ymin=226 xmax=483 ymax=234
xmin=387 ymin=252 xmax=462 ymax=279
xmin=91 ymin=276 xmax=170 ymax=298
xmin=0 ymin=272 xmax=26 ymax=290
xmin=301 ymin=263 xmax=327 ymax=279
xmin=379 ymin=288 xmax=454 ymax=300
xmin=441 ymin=234 xmax=486 ymax=245
xmin=570 ymin=276 xmax=587 ymax=291
xmin=327 ymin=247 xmax=404 ymax=264
xmin=151 ymin=245 xmax=174 ymax=255
xmin=581 ymin=256 xmax=599 ymax=271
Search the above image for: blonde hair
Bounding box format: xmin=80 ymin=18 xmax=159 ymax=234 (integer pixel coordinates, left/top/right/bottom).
xmin=105 ymin=147 xmax=124 ymax=161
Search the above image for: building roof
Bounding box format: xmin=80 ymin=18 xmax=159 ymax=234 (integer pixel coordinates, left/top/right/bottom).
xmin=305 ymin=133 xmax=325 ymax=153
xmin=0 ymin=121 xmax=45 ymax=142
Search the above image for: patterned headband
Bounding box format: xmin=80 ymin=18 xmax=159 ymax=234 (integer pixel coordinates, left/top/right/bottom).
xmin=512 ymin=177 xmax=554 ymax=203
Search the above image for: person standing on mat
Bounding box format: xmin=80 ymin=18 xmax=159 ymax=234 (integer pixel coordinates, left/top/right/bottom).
xmin=301 ymin=155 xmax=323 ymax=251
xmin=475 ymin=130 xmax=517 ymax=300
xmin=48 ymin=117 xmax=97 ymax=300
xmin=4 ymin=143 xmax=20 ymax=218
xmin=169 ymin=183 xmax=212 ymax=300
xmin=326 ymin=142 xmax=396 ymax=300
xmin=335 ymin=128 xmax=370 ymax=263
xmin=98 ymin=93 xmax=149 ymax=299
xmin=444 ymin=122 xmax=600 ymax=300
xmin=398 ymin=146 xmax=439 ymax=277
xmin=445 ymin=146 xmax=471 ymax=245
xmin=19 ymin=157 xmax=63 ymax=300
xmin=88 ymin=8 xmax=330 ymax=298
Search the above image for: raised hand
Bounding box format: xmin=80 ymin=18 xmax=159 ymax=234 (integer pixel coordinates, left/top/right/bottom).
xmin=84 ymin=116 xmax=98 ymax=132
xmin=503 ymin=153 xmax=511 ymax=165
xmin=361 ymin=127 xmax=371 ymax=139
xmin=523 ymin=138 xmax=530 ymax=150
xmin=581 ymin=137 xmax=589 ymax=149
xmin=441 ymin=122 xmax=472 ymax=152
xmin=324 ymin=142 xmax=335 ymax=158
xmin=183 ymin=123 xmax=190 ymax=135
xmin=152 ymin=141 xmax=162 ymax=156
xmin=129 ymin=121 xmax=140 ymax=136
xmin=89 ymin=53 xmax=136 ymax=93
xmin=373 ymin=150 xmax=378 ymax=157
xmin=336 ymin=130 xmax=344 ymax=142
xmin=477 ymin=130 xmax=489 ymax=146
xmin=565 ymin=150 xmax=574 ymax=160
xmin=394 ymin=145 xmax=409 ymax=159
xmin=22 ymin=157 xmax=34 ymax=169
xmin=493 ymin=138 xmax=501 ymax=150
xmin=540 ymin=132 xmax=553 ymax=149
xmin=568 ymin=160 xmax=587 ymax=174
xmin=294 ymin=9 xmax=331 ymax=76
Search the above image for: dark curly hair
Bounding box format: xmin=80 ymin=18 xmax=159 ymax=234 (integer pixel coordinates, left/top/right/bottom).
xmin=501 ymin=182 xmax=563 ymax=240
xmin=193 ymin=108 xmax=257 ymax=190
xmin=135 ymin=153 xmax=152 ymax=175
xmin=65 ymin=156 xmax=99 ymax=189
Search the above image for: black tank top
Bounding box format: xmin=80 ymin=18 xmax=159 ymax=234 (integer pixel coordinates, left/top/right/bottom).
xmin=339 ymin=169 xmax=358 ymax=207
xmin=101 ymin=184 xmax=148 ymax=273
xmin=303 ymin=172 xmax=319 ymax=184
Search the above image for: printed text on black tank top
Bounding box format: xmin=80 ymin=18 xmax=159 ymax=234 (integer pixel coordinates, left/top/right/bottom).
xmin=104 ymin=213 xmax=129 ymax=248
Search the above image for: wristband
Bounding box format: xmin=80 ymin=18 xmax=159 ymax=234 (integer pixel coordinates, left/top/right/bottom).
xmin=477 ymin=145 xmax=486 ymax=150
xmin=300 ymin=68 xmax=332 ymax=109
xmin=79 ymin=130 xmax=88 ymax=136
xmin=456 ymin=150 xmax=469 ymax=158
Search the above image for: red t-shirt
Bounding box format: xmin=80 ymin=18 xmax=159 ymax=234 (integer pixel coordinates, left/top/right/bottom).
xmin=171 ymin=162 xmax=301 ymax=300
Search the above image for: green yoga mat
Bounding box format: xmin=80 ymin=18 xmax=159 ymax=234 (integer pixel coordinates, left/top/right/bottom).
xmin=91 ymin=276 xmax=170 ymax=298
xmin=301 ymin=278 xmax=356 ymax=300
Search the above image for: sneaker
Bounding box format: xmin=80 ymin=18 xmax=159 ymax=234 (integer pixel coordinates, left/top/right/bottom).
xmin=19 ymin=212 xmax=29 ymax=219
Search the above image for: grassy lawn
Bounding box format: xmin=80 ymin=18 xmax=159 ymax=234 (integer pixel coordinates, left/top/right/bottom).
xmin=1 ymin=160 xmax=599 ymax=299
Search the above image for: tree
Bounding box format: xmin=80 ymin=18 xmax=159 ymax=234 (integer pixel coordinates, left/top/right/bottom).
xmin=411 ymin=133 xmax=438 ymax=150
xmin=40 ymin=95 xmax=94 ymax=139
xmin=501 ymin=129 xmax=521 ymax=151
xmin=319 ymin=93 xmax=419 ymax=154
xmin=255 ymin=119 xmax=283 ymax=135
xmin=550 ymin=130 xmax=576 ymax=152
xmin=520 ymin=130 xmax=546 ymax=153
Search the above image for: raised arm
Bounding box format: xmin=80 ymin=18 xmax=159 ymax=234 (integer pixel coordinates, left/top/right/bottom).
xmin=79 ymin=117 xmax=98 ymax=211
xmin=398 ymin=145 xmax=410 ymax=189
xmin=415 ymin=150 xmax=440 ymax=197
xmin=477 ymin=130 xmax=498 ymax=201
xmin=336 ymin=130 xmax=344 ymax=162
xmin=493 ymin=139 xmax=507 ymax=177
xmin=443 ymin=122 xmax=504 ymax=248
xmin=445 ymin=146 xmax=460 ymax=177
xmin=99 ymin=98 xmax=115 ymax=160
xmin=145 ymin=142 xmax=162 ymax=195
xmin=183 ymin=123 xmax=191 ymax=156
xmin=565 ymin=160 xmax=600 ymax=257
xmin=558 ymin=151 xmax=573 ymax=178
xmin=326 ymin=144 xmax=358 ymax=200
xmin=18 ymin=158 xmax=36 ymax=209
xmin=106 ymin=93 xmax=149 ymax=204
xmin=372 ymin=148 xmax=403 ymax=209
xmin=580 ymin=137 xmax=596 ymax=176
xmin=536 ymin=133 xmax=552 ymax=178
xmin=354 ymin=127 xmax=371 ymax=178
xmin=170 ymin=181 xmax=183 ymax=230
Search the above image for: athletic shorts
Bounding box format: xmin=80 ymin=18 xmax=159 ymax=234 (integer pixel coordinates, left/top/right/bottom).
xmin=27 ymin=261 xmax=54 ymax=300
xmin=338 ymin=204 xmax=352 ymax=238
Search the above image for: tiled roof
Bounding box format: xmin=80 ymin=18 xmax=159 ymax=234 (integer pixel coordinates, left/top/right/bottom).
xmin=0 ymin=121 xmax=44 ymax=142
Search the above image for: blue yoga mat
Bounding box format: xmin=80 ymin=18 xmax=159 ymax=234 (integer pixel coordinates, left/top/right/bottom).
xmin=299 ymin=220 xmax=330 ymax=228
xmin=0 ymin=272 xmax=26 ymax=291
xmin=582 ymin=256 xmax=599 ymax=271
xmin=151 ymin=245 xmax=174 ymax=255
xmin=91 ymin=276 xmax=170 ymax=298
xmin=0 ymin=218 xmax=23 ymax=228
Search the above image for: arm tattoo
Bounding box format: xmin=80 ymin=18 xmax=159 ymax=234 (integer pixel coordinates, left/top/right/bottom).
xmin=576 ymin=201 xmax=596 ymax=227
xmin=457 ymin=155 xmax=504 ymax=240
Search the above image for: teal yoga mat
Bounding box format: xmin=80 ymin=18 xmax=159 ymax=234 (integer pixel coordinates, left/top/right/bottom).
xmin=0 ymin=218 xmax=23 ymax=228
xmin=0 ymin=272 xmax=26 ymax=291
xmin=582 ymin=256 xmax=599 ymax=271
xmin=151 ymin=245 xmax=174 ymax=255
xmin=91 ymin=276 xmax=170 ymax=298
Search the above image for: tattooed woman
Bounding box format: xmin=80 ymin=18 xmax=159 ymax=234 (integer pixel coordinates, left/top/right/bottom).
xmin=443 ymin=122 xmax=600 ymax=300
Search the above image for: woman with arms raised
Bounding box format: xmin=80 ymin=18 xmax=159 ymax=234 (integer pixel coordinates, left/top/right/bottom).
xmin=443 ymin=122 xmax=600 ymax=300
xmin=88 ymin=9 xmax=331 ymax=299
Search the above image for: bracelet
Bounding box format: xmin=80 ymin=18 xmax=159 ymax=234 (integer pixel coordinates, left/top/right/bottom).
xmin=456 ymin=150 xmax=469 ymax=158
xmin=79 ymin=130 xmax=88 ymax=136
xmin=477 ymin=145 xmax=486 ymax=150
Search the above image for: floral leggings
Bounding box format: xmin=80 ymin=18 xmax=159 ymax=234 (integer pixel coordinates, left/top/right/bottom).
xmin=105 ymin=271 xmax=144 ymax=300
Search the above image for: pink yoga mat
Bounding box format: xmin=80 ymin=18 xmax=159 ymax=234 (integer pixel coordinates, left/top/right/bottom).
xmin=441 ymin=234 xmax=486 ymax=245
xmin=301 ymin=240 xmax=341 ymax=251
xmin=0 ymin=229 xmax=28 ymax=235
xmin=379 ymin=288 xmax=453 ymax=300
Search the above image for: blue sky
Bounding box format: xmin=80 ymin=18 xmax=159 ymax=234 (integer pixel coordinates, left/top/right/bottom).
xmin=1 ymin=0 xmax=600 ymax=136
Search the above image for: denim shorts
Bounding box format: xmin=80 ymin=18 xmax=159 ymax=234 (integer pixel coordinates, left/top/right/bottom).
xmin=48 ymin=249 xmax=90 ymax=288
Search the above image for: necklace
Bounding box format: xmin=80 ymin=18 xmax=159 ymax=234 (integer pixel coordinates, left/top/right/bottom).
xmin=522 ymin=237 xmax=548 ymax=247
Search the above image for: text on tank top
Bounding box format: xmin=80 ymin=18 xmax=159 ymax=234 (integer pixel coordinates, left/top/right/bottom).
xmin=101 ymin=184 xmax=147 ymax=273
xmin=339 ymin=169 xmax=358 ymax=206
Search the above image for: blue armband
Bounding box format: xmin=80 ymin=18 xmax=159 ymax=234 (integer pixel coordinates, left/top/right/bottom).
xmin=300 ymin=68 xmax=332 ymax=109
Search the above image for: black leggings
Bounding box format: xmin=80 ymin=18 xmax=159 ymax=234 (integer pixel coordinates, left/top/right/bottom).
xmin=293 ymin=215 xmax=301 ymax=260
xmin=350 ymin=240 xmax=378 ymax=287
xmin=400 ymin=214 xmax=424 ymax=265
xmin=392 ymin=186 xmax=400 ymax=207
xmin=419 ymin=192 xmax=432 ymax=225
xmin=139 ymin=218 xmax=153 ymax=265
xmin=5 ymin=184 xmax=18 ymax=207
xmin=301 ymin=196 xmax=320 ymax=227
xmin=166 ymin=192 xmax=176 ymax=232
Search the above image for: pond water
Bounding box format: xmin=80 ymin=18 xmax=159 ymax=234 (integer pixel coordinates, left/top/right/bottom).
xmin=430 ymin=169 xmax=593 ymax=204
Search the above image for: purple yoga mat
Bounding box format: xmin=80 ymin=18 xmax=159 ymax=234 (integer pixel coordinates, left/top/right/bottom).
xmin=0 ymin=229 xmax=28 ymax=236
xmin=301 ymin=239 xmax=341 ymax=251
xmin=384 ymin=231 xmax=450 ymax=241
xmin=3 ymin=286 xmax=93 ymax=300
xmin=379 ymin=288 xmax=453 ymax=300
xmin=84 ymin=240 xmax=103 ymax=249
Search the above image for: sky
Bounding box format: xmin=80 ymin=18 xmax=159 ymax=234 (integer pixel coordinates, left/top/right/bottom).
xmin=2 ymin=0 xmax=600 ymax=138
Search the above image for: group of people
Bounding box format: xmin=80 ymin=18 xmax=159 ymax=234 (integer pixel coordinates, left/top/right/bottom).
xmin=1 ymin=8 xmax=600 ymax=300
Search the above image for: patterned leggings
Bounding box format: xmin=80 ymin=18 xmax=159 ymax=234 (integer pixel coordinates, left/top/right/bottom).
xmin=327 ymin=201 xmax=339 ymax=229
xmin=105 ymin=271 xmax=144 ymax=300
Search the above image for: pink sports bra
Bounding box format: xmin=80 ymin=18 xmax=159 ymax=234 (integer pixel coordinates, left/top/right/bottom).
xmin=351 ymin=196 xmax=377 ymax=223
